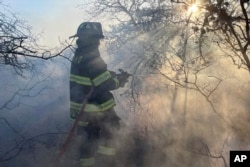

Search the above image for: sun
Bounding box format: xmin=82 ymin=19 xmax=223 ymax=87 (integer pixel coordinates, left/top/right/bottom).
xmin=188 ymin=4 xmax=198 ymax=13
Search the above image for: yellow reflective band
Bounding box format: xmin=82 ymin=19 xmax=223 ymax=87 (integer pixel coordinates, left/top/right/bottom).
xmin=97 ymin=145 xmax=116 ymax=156
xmin=70 ymin=74 xmax=92 ymax=86
xmin=70 ymin=99 xmax=115 ymax=113
xmin=85 ymin=99 xmax=115 ymax=112
xmin=70 ymin=101 xmax=82 ymax=111
xmin=80 ymin=157 xmax=95 ymax=166
xmin=78 ymin=121 xmax=89 ymax=126
xmin=84 ymin=104 xmax=101 ymax=112
xmin=71 ymin=119 xmax=89 ymax=126
xmin=92 ymin=71 xmax=112 ymax=86
xmin=99 ymin=99 xmax=116 ymax=111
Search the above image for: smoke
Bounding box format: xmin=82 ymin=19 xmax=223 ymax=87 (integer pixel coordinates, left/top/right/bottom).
xmin=106 ymin=23 xmax=250 ymax=167
xmin=113 ymin=64 xmax=250 ymax=167
xmin=1 ymin=22 xmax=250 ymax=167
xmin=5 ymin=41 xmax=244 ymax=167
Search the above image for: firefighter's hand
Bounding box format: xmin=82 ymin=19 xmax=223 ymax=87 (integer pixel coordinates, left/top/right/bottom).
xmin=118 ymin=77 xmax=128 ymax=87
xmin=117 ymin=69 xmax=131 ymax=87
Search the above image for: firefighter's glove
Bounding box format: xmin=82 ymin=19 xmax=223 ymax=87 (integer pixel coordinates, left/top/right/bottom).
xmin=117 ymin=69 xmax=131 ymax=88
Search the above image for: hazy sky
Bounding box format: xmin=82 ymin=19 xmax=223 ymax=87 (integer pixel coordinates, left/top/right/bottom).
xmin=5 ymin=0 xmax=88 ymax=47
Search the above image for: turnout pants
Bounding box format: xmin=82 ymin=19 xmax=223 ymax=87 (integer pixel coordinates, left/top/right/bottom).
xmin=75 ymin=108 xmax=120 ymax=167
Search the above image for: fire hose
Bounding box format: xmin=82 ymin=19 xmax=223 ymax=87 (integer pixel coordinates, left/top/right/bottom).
xmin=54 ymin=69 xmax=131 ymax=166
xmin=54 ymin=86 xmax=94 ymax=167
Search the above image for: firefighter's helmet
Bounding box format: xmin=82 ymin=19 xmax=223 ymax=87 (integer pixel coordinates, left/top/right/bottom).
xmin=70 ymin=22 xmax=104 ymax=39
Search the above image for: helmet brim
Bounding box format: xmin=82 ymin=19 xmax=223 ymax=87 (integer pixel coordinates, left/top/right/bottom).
xmin=69 ymin=34 xmax=104 ymax=39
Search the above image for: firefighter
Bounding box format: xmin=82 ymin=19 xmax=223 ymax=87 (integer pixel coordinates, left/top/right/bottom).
xmin=69 ymin=22 xmax=129 ymax=167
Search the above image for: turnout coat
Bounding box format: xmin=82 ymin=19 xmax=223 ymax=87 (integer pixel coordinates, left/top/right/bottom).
xmin=70 ymin=44 xmax=120 ymax=124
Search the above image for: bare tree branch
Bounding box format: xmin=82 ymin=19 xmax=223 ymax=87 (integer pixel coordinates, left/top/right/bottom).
xmin=0 ymin=3 xmax=74 ymax=75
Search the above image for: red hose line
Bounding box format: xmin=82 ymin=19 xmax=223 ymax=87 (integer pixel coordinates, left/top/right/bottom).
xmin=55 ymin=86 xmax=94 ymax=166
